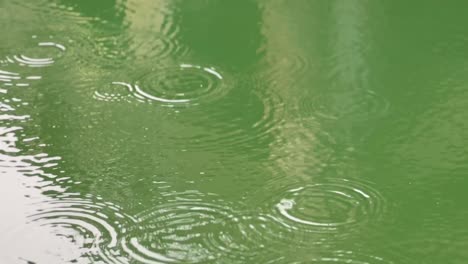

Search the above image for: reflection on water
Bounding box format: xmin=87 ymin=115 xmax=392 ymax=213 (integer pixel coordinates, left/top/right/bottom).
xmin=2 ymin=0 xmax=468 ymax=263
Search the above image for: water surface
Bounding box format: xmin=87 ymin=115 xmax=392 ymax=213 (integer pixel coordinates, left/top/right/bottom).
xmin=1 ymin=0 xmax=468 ymax=263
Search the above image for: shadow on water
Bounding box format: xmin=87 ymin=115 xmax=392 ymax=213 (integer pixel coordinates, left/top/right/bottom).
xmin=177 ymin=0 xmax=263 ymax=70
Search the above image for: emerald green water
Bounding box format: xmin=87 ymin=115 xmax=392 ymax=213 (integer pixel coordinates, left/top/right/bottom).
xmin=1 ymin=0 xmax=468 ymax=263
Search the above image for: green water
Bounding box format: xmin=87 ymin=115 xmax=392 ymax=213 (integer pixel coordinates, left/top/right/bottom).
xmin=1 ymin=0 xmax=468 ymax=263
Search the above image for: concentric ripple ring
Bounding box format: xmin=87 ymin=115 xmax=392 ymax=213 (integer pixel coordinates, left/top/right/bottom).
xmin=28 ymin=195 xmax=136 ymax=263
xmin=274 ymin=179 xmax=386 ymax=230
xmin=132 ymin=64 xmax=227 ymax=106
xmin=238 ymin=178 xmax=388 ymax=250
xmin=121 ymin=192 xmax=260 ymax=263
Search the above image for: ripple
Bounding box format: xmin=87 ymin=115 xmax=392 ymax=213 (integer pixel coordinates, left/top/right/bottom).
xmin=38 ymin=41 xmax=66 ymax=51
xmin=143 ymin=38 xmax=188 ymax=60
xmin=201 ymin=87 xmax=283 ymax=135
xmin=72 ymin=2 xmax=189 ymax=70
xmin=122 ymin=192 xmax=258 ymax=263
xmin=131 ymin=64 xmax=227 ymax=106
xmin=7 ymin=55 xmax=54 ymax=68
xmin=306 ymin=250 xmax=398 ymax=264
xmin=93 ymin=82 xmax=133 ymax=103
xmin=76 ymin=32 xmax=189 ymax=69
xmin=301 ymin=89 xmax=390 ymax=122
xmin=243 ymin=178 xmax=387 ymax=249
xmin=28 ymin=195 xmax=136 ymax=263
xmin=0 ymin=67 xmax=43 ymax=93
xmin=0 ymin=69 xmax=21 ymax=83
xmin=275 ymin=179 xmax=386 ymax=230
xmin=123 ymin=1 xmax=182 ymax=39
xmin=10 ymin=0 xmax=96 ymax=25
xmin=252 ymin=89 xmax=286 ymax=134
xmin=235 ymin=213 xmax=321 ymax=252
xmin=159 ymin=87 xmax=285 ymax=160
xmin=259 ymin=53 xmax=310 ymax=88
xmin=3 ymin=41 xmax=66 ymax=68
xmin=263 ymin=115 xmax=338 ymax=177
xmin=10 ymin=1 xmax=188 ymax=69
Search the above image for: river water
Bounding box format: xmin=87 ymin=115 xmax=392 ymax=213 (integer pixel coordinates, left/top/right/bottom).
xmin=1 ymin=0 xmax=468 ymax=263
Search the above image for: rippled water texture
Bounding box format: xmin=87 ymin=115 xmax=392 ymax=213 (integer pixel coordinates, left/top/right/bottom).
xmin=2 ymin=0 xmax=468 ymax=263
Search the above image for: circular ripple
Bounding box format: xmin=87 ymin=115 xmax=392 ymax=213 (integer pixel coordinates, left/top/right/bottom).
xmin=4 ymin=41 xmax=66 ymax=68
xmin=28 ymin=194 xmax=136 ymax=263
xmin=0 ymin=69 xmax=21 ymax=84
xmin=7 ymin=55 xmax=54 ymax=68
xmin=158 ymin=87 xmax=285 ymax=160
xmin=302 ymin=89 xmax=390 ymax=122
xmin=242 ymin=178 xmax=387 ymax=249
xmin=194 ymin=88 xmax=284 ymax=147
xmin=122 ymin=192 xmax=259 ymax=263
xmin=132 ymin=64 xmax=226 ymax=106
xmin=93 ymin=82 xmax=133 ymax=103
xmin=275 ymin=179 xmax=386 ymax=230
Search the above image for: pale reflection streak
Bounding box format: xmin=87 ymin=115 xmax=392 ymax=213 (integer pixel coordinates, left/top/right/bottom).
xmin=253 ymin=1 xmax=388 ymax=258
xmin=123 ymin=0 xmax=175 ymax=61
xmin=258 ymin=1 xmax=330 ymax=180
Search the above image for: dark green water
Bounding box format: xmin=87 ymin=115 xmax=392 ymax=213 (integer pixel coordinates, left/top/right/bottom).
xmin=1 ymin=0 xmax=468 ymax=263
